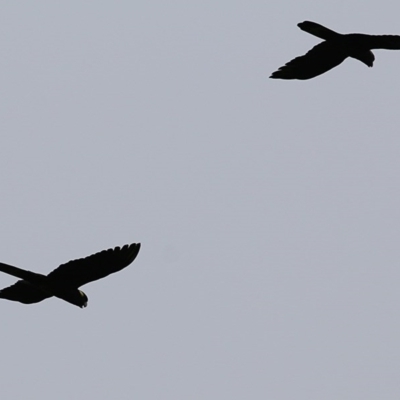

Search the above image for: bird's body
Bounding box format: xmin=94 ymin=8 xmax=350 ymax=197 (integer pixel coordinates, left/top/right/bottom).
xmin=0 ymin=243 xmax=141 ymax=308
xmin=270 ymin=21 xmax=400 ymax=80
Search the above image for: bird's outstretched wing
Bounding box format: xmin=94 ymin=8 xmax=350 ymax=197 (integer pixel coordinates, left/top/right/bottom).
xmin=47 ymin=243 xmax=141 ymax=288
xmin=270 ymin=41 xmax=348 ymax=80
xmin=367 ymin=35 xmax=400 ymax=49
xmin=0 ymin=280 xmax=51 ymax=304
xmin=297 ymin=21 xmax=340 ymax=41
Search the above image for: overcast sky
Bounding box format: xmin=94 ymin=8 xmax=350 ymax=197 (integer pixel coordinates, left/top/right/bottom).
xmin=1 ymin=2 xmax=400 ymax=399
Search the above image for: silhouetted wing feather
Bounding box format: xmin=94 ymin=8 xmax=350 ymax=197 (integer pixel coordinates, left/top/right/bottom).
xmin=367 ymin=35 xmax=400 ymax=49
xmin=270 ymin=41 xmax=348 ymax=80
xmin=0 ymin=280 xmax=51 ymax=304
xmin=47 ymin=243 xmax=141 ymax=288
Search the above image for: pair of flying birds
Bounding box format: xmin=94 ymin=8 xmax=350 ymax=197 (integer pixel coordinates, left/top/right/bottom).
xmin=270 ymin=21 xmax=400 ymax=79
xmin=1 ymin=21 xmax=399 ymax=309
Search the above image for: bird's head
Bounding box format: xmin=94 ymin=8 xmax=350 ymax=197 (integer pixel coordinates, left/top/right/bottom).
xmin=57 ymin=288 xmax=88 ymax=308
xmin=78 ymin=290 xmax=88 ymax=308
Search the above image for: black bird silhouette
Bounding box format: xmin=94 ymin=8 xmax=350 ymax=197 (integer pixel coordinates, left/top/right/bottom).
xmin=0 ymin=243 xmax=141 ymax=308
xmin=270 ymin=21 xmax=400 ymax=80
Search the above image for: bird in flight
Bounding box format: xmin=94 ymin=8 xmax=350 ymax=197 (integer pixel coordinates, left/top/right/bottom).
xmin=270 ymin=21 xmax=400 ymax=80
xmin=0 ymin=243 xmax=141 ymax=308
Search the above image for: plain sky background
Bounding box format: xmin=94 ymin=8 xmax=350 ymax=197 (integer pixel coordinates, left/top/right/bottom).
xmin=1 ymin=1 xmax=400 ymax=399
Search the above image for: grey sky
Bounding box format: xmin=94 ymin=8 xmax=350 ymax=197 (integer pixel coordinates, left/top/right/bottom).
xmin=1 ymin=2 xmax=400 ymax=399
